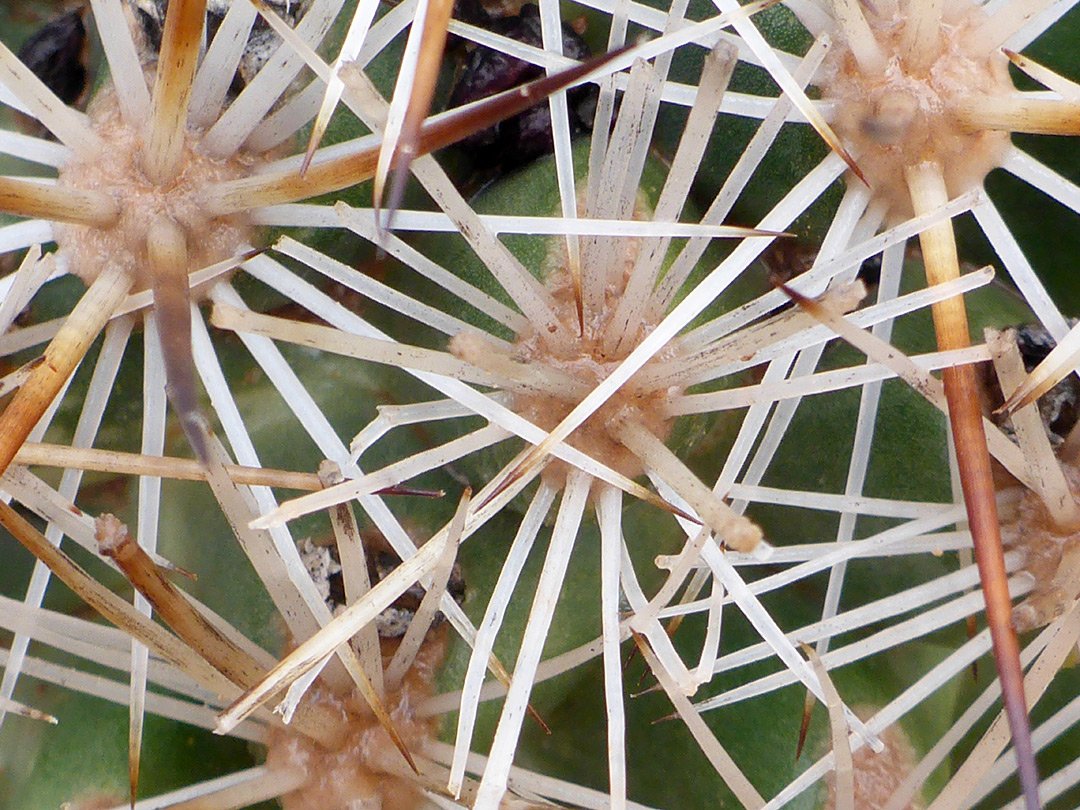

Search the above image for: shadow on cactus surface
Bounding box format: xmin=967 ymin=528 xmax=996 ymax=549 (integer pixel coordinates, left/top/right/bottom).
xmin=3 ymin=0 xmax=1080 ymax=809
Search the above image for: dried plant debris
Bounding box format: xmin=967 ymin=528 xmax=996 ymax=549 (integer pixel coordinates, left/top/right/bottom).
xmin=16 ymin=9 xmax=90 ymax=112
xmin=448 ymin=2 xmax=596 ymax=172
xmin=299 ymin=534 xmax=466 ymax=636
xmin=272 ymin=529 xmax=463 ymax=810
xmin=127 ymin=0 xmax=305 ymax=86
xmin=984 ymin=320 xmax=1080 ymax=446
xmin=1001 ymin=476 xmax=1080 ymax=633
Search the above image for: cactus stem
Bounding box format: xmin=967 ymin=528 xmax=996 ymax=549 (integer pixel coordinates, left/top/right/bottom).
xmin=633 ymin=631 xmax=766 ymax=809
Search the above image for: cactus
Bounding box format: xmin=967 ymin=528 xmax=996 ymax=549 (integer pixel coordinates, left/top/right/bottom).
xmin=2 ymin=1 xmax=1080 ymax=810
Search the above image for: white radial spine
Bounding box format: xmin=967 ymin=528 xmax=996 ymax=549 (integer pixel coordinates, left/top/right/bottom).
xmin=972 ymin=193 xmax=1071 ymax=339
xmin=473 ymin=470 xmax=591 ymax=810
xmin=0 ymin=317 xmax=132 ymax=729
xmin=1003 ymin=147 xmax=1080 ymax=215
xmin=0 ymin=246 xmax=53 ymax=336
xmin=0 ymin=648 xmax=265 ymax=743
xmin=88 ymin=0 xmax=150 ymax=123
xmin=0 ymin=128 xmax=69 ymax=167
xmin=815 ymin=239 xmax=904 ymax=659
xmin=448 ymin=481 xmax=557 ymax=797
xmin=597 ymin=485 xmax=628 ymax=810
xmin=201 ymin=0 xmax=347 ymax=158
xmin=129 ymin=313 xmax=168 ymax=801
xmin=0 ymin=220 xmax=54 ymax=258
xmin=0 ymin=41 xmax=102 ymax=158
xmin=189 ymin=0 xmax=258 ymax=126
